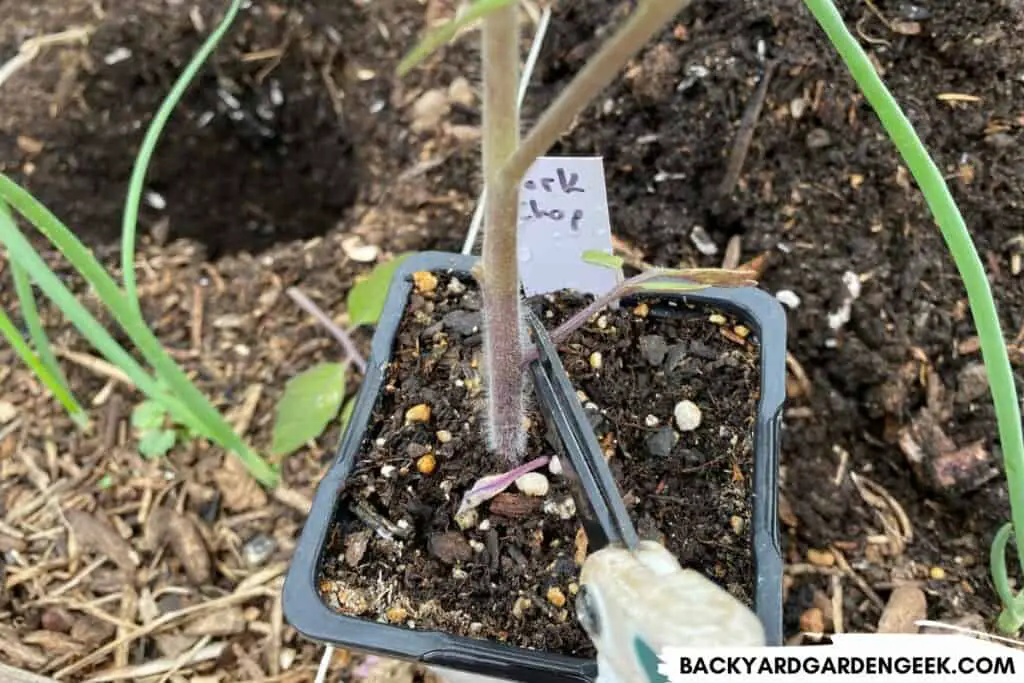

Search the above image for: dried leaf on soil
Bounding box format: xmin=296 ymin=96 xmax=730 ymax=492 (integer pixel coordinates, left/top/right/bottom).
xmin=183 ymin=608 xmax=248 ymax=637
xmin=877 ymin=585 xmax=927 ymax=634
xmin=65 ymin=509 xmax=139 ymax=572
xmin=149 ymin=506 xmax=212 ymax=584
xmin=213 ymin=452 xmax=268 ymax=512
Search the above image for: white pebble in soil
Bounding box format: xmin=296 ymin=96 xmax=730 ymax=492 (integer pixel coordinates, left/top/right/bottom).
xmin=674 ymin=400 xmax=702 ymax=432
xmin=543 ymin=497 xmax=577 ymax=520
xmin=455 ymin=507 xmax=478 ymax=530
xmin=515 ymin=472 xmax=550 ymax=497
xmin=549 ymin=456 xmax=563 ymax=476
xmin=775 ymin=290 xmax=801 ymax=309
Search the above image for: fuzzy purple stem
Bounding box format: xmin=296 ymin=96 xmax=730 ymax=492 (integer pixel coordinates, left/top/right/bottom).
xmin=286 ymin=287 xmax=367 ymax=374
xmin=480 ymin=4 xmax=526 ymax=464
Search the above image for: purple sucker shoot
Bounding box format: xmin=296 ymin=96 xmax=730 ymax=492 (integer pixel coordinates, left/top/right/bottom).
xmin=456 ymin=455 xmax=551 ymax=517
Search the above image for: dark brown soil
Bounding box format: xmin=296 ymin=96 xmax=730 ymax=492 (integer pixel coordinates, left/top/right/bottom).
xmin=524 ymin=0 xmax=1024 ymax=638
xmin=532 ymin=292 xmax=759 ymax=605
xmin=5 ymin=0 xmax=1024 ymax=675
xmin=318 ymin=270 xmax=597 ymax=658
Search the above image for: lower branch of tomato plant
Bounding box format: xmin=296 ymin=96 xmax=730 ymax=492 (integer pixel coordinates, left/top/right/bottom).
xmin=521 ymin=268 xmax=753 ymax=366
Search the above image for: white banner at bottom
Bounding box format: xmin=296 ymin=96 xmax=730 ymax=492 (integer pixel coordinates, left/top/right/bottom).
xmin=658 ymin=634 xmax=1024 ymax=683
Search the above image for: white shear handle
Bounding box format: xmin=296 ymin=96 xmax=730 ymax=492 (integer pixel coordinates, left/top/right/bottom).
xmin=579 ymin=541 xmax=766 ymax=682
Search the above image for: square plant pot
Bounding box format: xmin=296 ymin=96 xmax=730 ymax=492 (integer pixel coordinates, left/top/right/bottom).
xmin=283 ymin=252 xmax=785 ymax=682
xmin=528 ymin=285 xmax=786 ymax=647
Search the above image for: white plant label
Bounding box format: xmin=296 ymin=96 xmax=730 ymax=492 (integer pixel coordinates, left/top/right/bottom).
xmin=516 ymin=156 xmax=621 ymax=297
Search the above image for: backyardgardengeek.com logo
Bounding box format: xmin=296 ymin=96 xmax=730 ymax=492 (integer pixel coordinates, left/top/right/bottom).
xmin=677 ymin=654 xmax=1014 ymax=676
xmin=657 ymin=634 xmax=1024 ymax=682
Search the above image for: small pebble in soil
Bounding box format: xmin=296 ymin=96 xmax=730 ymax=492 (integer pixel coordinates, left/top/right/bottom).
xmin=548 ymin=456 xmax=563 ymax=475
xmin=930 ymin=566 xmax=946 ymax=580
xmin=776 ymin=290 xmax=801 ymax=309
xmin=800 ymin=607 xmax=826 ymax=634
xmin=380 ymin=465 xmax=396 ymax=478
xmin=955 ymin=362 xmax=989 ymax=404
xmin=543 ymin=496 xmax=577 ymax=520
xmin=730 ymin=515 xmax=745 ymax=535
xmin=345 ymin=530 xmax=371 ymax=567
xmin=806 ymin=128 xmax=832 ymax=150
xmin=412 ymin=271 xmax=439 ymax=294
xmin=478 ymin=519 xmax=491 ymax=531
xmin=469 ymin=540 xmax=485 ymax=553
xmin=452 ymin=567 xmax=469 ymax=580
xmin=512 ymin=596 xmax=532 ymax=619
xmin=455 ymin=507 xmax=478 ymax=530
xmin=690 ymin=225 xmax=719 ymax=256
xmin=576 ymin=390 xmax=589 ymax=403
xmin=597 ymin=315 xmax=608 ymax=329
xmin=442 ymin=310 xmax=482 ymax=336
xmin=405 ymin=403 xmax=431 ymax=424
xmin=41 ymin=608 xmax=73 ymax=633
xmin=436 ymin=429 xmax=453 ymax=443
xmin=386 ymin=606 xmax=408 ymax=623
xmin=447 ymin=277 xmax=467 ymax=295
xmin=708 ymin=312 xmax=727 ymax=325
xmin=645 ymin=427 xmax=678 ymax=457
xmin=639 ymin=335 xmax=668 ymax=366
xmin=569 ymin=582 xmax=580 ymax=596
xmin=589 ymin=351 xmax=603 ymax=369
xmin=633 ymin=302 xmax=649 ymax=317
xmin=547 ymin=587 xmax=567 ymax=608
xmin=416 ymin=453 xmax=437 ymax=474
xmin=428 ymin=532 xmax=473 ymax=564
xmin=515 ymin=472 xmax=550 ymax=497
xmin=673 ymin=400 xmax=702 ymax=432
xmin=806 ymin=548 xmax=835 ymax=567
xmin=242 ymin=534 xmax=277 ymax=567
xmin=734 ymin=325 xmax=750 ymax=339
xmin=644 ymin=414 xmax=660 ymax=427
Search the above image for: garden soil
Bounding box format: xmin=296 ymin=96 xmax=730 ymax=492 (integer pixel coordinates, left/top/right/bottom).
xmin=1 ymin=0 xmax=1024 ymax=679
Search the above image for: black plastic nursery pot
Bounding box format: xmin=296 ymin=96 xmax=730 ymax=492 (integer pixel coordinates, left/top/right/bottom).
xmin=530 ymin=285 xmax=787 ymax=648
xmin=282 ymin=251 xmax=786 ymax=682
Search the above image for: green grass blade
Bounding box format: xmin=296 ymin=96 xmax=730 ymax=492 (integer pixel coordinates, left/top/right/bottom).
xmin=0 ymin=177 xmax=278 ymax=486
xmin=0 ymin=203 xmax=199 ymax=432
xmin=7 ymin=245 xmax=87 ymax=427
xmin=803 ymin=0 xmax=1024 ymax=629
xmin=0 ymin=307 xmax=88 ymax=427
xmin=397 ymin=0 xmax=515 ymax=76
xmin=121 ymin=0 xmax=243 ymax=316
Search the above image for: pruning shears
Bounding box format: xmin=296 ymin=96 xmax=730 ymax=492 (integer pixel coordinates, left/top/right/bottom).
xmin=578 ymin=542 xmax=766 ymax=682
xmin=527 ymin=312 xmax=766 ymax=683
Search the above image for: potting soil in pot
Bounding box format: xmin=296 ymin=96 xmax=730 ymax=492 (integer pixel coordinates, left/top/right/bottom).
xmin=529 ymin=291 xmax=760 ymax=606
xmin=318 ymin=271 xmax=597 ymax=657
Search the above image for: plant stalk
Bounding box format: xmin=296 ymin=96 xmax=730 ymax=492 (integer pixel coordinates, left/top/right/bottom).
xmin=480 ymin=3 xmax=526 ymax=462
xmin=499 ymin=0 xmax=691 ymax=188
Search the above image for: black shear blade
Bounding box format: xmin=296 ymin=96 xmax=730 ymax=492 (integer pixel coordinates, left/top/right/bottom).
xmin=525 ymin=310 xmax=639 ymax=551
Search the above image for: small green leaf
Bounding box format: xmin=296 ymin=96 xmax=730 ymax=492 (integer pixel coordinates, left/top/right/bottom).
xmin=347 ymin=254 xmax=410 ymax=328
xmin=139 ymin=429 xmax=177 ymax=459
xmin=271 ymin=362 xmax=349 ymax=457
xmin=98 ymin=474 xmax=114 ymax=489
xmin=582 ymin=249 xmax=624 ymax=270
xmin=132 ymin=400 xmax=167 ymax=431
xmin=397 ymin=0 xmax=516 ymax=76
